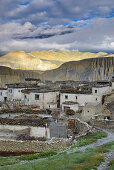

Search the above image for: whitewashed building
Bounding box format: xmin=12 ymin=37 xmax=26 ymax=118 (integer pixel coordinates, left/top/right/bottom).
xmin=81 ymin=103 xmax=102 ymax=122
xmin=92 ymin=85 xmax=112 ymax=96
xmin=111 ymin=77 xmax=114 ymax=90
xmin=6 ymin=83 xmax=39 ymax=101
xmin=22 ymin=89 xmax=59 ymax=109
xmin=61 ymin=101 xmax=79 ymax=112
xmin=0 ymin=88 xmax=7 ymax=102
xmin=60 ymin=90 xmax=101 ymax=109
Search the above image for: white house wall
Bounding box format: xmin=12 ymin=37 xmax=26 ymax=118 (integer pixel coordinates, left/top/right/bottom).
xmin=112 ymin=82 xmax=114 ymax=90
xmin=0 ymin=90 xmax=7 ymax=102
xmin=92 ymin=86 xmax=112 ymax=96
xmin=0 ymin=124 xmax=50 ymax=138
xmin=60 ymin=93 xmax=101 ymax=107
xmin=62 ymin=103 xmax=79 ymax=112
xmin=23 ymin=91 xmax=59 ymax=109
xmin=8 ymin=88 xmax=26 ymax=101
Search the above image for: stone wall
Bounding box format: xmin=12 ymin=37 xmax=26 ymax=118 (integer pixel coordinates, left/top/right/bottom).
xmin=90 ymin=118 xmax=114 ymax=129
xmin=49 ymin=123 xmax=67 ymax=138
xmin=0 ymin=138 xmax=72 ymax=153
xmin=0 ymin=117 xmax=50 ymax=127
xmin=74 ymin=118 xmax=92 ymax=134
xmin=67 ymin=118 xmax=95 ymax=136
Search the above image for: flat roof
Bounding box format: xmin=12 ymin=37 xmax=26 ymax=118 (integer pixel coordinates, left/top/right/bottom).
xmin=60 ymin=89 xmax=92 ymax=94
xmin=62 ymin=101 xmax=78 ymax=105
xmin=92 ymin=85 xmax=110 ymax=88
xmin=6 ymin=83 xmax=39 ymax=89
xmin=0 ymin=88 xmax=7 ymax=90
xmin=22 ymin=88 xmax=59 ymax=94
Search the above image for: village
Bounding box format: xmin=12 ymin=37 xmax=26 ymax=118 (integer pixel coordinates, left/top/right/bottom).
xmin=0 ymin=77 xmax=114 ymax=154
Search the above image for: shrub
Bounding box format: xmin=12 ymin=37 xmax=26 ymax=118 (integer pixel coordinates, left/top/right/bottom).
xmin=66 ymin=109 xmax=75 ymax=115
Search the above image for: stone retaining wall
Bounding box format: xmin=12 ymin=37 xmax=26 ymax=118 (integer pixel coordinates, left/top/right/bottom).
xmin=0 ymin=117 xmax=50 ymax=127
xmin=0 ymin=138 xmax=72 ymax=153
xmin=90 ymin=118 xmax=114 ymax=129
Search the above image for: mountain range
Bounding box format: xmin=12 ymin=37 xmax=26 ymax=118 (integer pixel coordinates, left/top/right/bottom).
xmin=0 ymin=50 xmax=114 ymax=71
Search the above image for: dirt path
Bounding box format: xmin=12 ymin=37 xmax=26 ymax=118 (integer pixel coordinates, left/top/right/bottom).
xmin=64 ymin=130 xmax=114 ymax=153
xmin=98 ymin=150 xmax=114 ymax=170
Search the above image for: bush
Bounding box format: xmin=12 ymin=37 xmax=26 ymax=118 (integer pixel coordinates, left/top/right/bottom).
xmin=66 ymin=109 xmax=75 ymax=115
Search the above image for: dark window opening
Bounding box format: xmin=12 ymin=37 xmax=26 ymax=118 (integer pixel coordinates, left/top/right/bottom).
xmin=95 ymin=90 xmax=97 ymax=93
xmin=35 ymin=94 xmax=39 ymax=100
xmin=96 ymin=98 xmax=97 ymax=101
xmin=4 ymin=97 xmax=7 ymax=102
xmin=88 ymin=111 xmax=89 ymax=112
xmin=105 ymin=116 xmax=110 ymax=120
xmin=65 ymin=95 xmax=68 ymax=99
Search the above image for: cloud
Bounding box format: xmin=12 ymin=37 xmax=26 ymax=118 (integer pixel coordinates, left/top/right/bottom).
xmin=0 ymin=0 xmax=114 ymax=53
xmin=0 ymin=0 xmax=114 ymax=24
xmin=0 ymin=17 xmax=114 ymax=53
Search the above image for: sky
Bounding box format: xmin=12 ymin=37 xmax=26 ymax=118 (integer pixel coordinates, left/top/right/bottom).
xmin=0 ymin=0 xmax=114 ymax=54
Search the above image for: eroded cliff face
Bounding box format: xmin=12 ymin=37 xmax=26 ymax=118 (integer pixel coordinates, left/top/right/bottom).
xmin=41 ymin=57 xmax=114 ymax=82
xmin=0 ymin=66 xmax=40 ymax=87
xmin=0 ymin=57 xmax=113 ymax=87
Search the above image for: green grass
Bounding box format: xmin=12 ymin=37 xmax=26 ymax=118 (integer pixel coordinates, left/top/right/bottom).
xmin=0 ymin=158 xmax=20 ymax=166
xmin=99 ymin=141 xmax=114 ymax=150
xmin=0 ymin=148 xmax=105 ymax=170
xmin=108 ymin=159 xmax=114 ymax=170
xmin=0 ymin=151 xmax=57 ymax=166
xmin=71 ymin=131 xmax=108 ymax=148
xmin=18 ymin=151 xmax=57 ymax=161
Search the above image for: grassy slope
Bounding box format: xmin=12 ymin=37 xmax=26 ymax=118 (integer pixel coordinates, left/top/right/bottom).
xmin=71 ymin=131 xmax=108 ymax=148
xmin=0 ymin=133 xmax=113 ymax=170
xmin=1 ymin=141 xmax=114 ymax=170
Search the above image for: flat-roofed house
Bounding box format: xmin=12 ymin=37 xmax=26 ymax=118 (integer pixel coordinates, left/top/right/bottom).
xmin=81 ymin=103 xmax=102 ymax=122
xmin=62 ymin=101 xmax=79 ymax=112
xmin=0 ymin=88 xmax=7 ymax=102
xmin=22 ymin=89 xmax=59 ymax=109
xmin=6 ymin=83 xmax=39 ymax=101
xmin=60 ymin=89 xmax=101 ymax=110
xmin=92 ymin=84 xmax=112 ymax=96
xmin=111 ymin=76 xmax=114 ymax=90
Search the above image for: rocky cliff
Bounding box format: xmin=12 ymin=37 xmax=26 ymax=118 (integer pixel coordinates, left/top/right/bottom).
xmin=41 ymin=57 xmax=114 ymax=81
xmin=0 ymin=66 xmax=40 ymax=87
xmin=0 ymin=57 xmax=114 ymax=87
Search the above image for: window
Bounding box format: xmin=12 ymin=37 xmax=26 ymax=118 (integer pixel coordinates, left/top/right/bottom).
xmin=88 ymin=111 xmax=89 ymax=113
xmin=24 ymin=95 xmax=27 ymax=99
xmin=65 ymin=95 xmax=68 ymax=99
xmin=96 ymin=98 xmax=97 ymax=101
xmin=9 ymin=89 xmax=12 ymax=93
xmin=76 ymin=96 xmax=77 ymax=99
xmin=35 ymin=94 xmax=39 ymax=100
xmin=0 ymin=92 xmax=2 ymax=96
xmin=18 ymin=90 xmax=21 ymax=92
xmin=95 ymin=90 xmax=97 ymax=93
